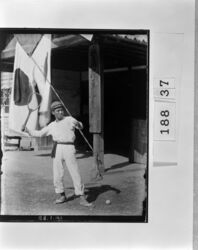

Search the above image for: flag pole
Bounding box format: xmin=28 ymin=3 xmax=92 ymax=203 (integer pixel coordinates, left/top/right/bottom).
xmin=14 ymin=35 xmax=93 ymax=152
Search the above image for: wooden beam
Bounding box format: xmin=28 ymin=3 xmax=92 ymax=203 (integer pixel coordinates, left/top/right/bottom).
xmin=104 ymin=65 xmax=147 ymax=73
xmin=88 ymin=42 xmax=104 ymax=174
xmin=93 ymin=134 xmax=104 ymax=174
xmin=131 ymin=65 xmax=147 ymax=70
xmin=89 ymin=42 xmax=103 ymax=133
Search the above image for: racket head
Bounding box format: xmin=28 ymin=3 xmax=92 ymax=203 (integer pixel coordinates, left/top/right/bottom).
xmin=27 ymin=92 xmax=42 ymax=111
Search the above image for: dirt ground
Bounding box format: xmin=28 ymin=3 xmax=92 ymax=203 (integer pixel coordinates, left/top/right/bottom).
xmin=0 ymin=149 xmax=147 ymax=220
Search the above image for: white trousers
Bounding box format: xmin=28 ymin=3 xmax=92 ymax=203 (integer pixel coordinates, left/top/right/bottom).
xmin=53 ymin=144 xmax=84 ymax=195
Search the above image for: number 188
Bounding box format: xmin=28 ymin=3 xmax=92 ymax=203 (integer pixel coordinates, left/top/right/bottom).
xmin=160 ymin=110 xmax=170 ymax=134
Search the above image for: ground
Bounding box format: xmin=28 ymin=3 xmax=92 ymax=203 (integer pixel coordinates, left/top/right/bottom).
xmin=0 ymin=149 xmax=147 ymax=220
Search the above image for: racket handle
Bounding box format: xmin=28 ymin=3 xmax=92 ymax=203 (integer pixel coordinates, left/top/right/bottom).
xmin=21 ymin=111 xmax=31 ymax=132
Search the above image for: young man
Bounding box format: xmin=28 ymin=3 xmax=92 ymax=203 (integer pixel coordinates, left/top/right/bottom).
xmin=25 ymin=101 xmax=92 ymax=207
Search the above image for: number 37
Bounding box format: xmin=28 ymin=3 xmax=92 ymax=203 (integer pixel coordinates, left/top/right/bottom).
xmin=160 ymin=81 xmax=169 ymax=97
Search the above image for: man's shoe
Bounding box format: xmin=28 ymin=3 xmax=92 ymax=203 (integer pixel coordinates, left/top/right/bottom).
xmin=55 ymin=194 xmax=67 ymax=204
xmin=79 ymin=195 xmax=93 ymax=207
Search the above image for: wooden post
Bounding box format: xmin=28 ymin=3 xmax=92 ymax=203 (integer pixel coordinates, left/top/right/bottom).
xmin=89 ymin=41 xmax=104 ymax=175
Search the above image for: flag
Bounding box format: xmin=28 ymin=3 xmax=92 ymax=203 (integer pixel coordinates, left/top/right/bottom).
xmin=32 ymin=34 xmax=52 ymax=128
xmin=8 ymin=42 xmax=39 ymax=134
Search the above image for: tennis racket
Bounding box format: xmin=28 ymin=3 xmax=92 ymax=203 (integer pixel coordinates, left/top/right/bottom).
xmin=21 ymin=92 xmax=42 ymax=131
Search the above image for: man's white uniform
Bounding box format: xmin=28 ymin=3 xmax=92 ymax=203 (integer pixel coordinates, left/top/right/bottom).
xmin=29 ymin=116 xmax=84 ymax=196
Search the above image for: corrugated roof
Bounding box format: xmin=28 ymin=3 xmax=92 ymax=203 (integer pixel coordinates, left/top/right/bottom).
xmin=1 ymin=34 xmax=89 ymax=59
xmin=1 ymin=34 xmax=147 ymax=71
xmin=113 ymin=34 xmax=148 ymax=44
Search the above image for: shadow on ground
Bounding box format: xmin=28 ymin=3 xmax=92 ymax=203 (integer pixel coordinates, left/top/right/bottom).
xmin=66 ymin=184 xmax=121 ymax=203
xmin=105 ymin=161 xmax=131 ymax=172
xmin=85 ymin=185 xmax=121 ymax=202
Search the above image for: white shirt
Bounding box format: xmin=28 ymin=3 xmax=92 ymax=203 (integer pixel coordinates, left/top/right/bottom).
xmin=29 ymin=116 xmax=81 ymax=142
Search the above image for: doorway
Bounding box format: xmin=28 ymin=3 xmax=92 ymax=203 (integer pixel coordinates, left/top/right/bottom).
xmin=104 ymin=68 xmax=147 ymax=158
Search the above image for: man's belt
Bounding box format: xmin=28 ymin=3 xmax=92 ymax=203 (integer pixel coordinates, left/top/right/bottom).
xmin=51 ymin=141 xmax=74 ymax=158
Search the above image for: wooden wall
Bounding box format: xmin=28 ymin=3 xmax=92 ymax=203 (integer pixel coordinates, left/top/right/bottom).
xmin=51 ymin=69 xmax=81 ymax=118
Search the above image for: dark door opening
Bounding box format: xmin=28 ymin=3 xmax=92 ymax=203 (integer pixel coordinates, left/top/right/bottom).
xmin=104 ymin=69 xmax=147 ymax=158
